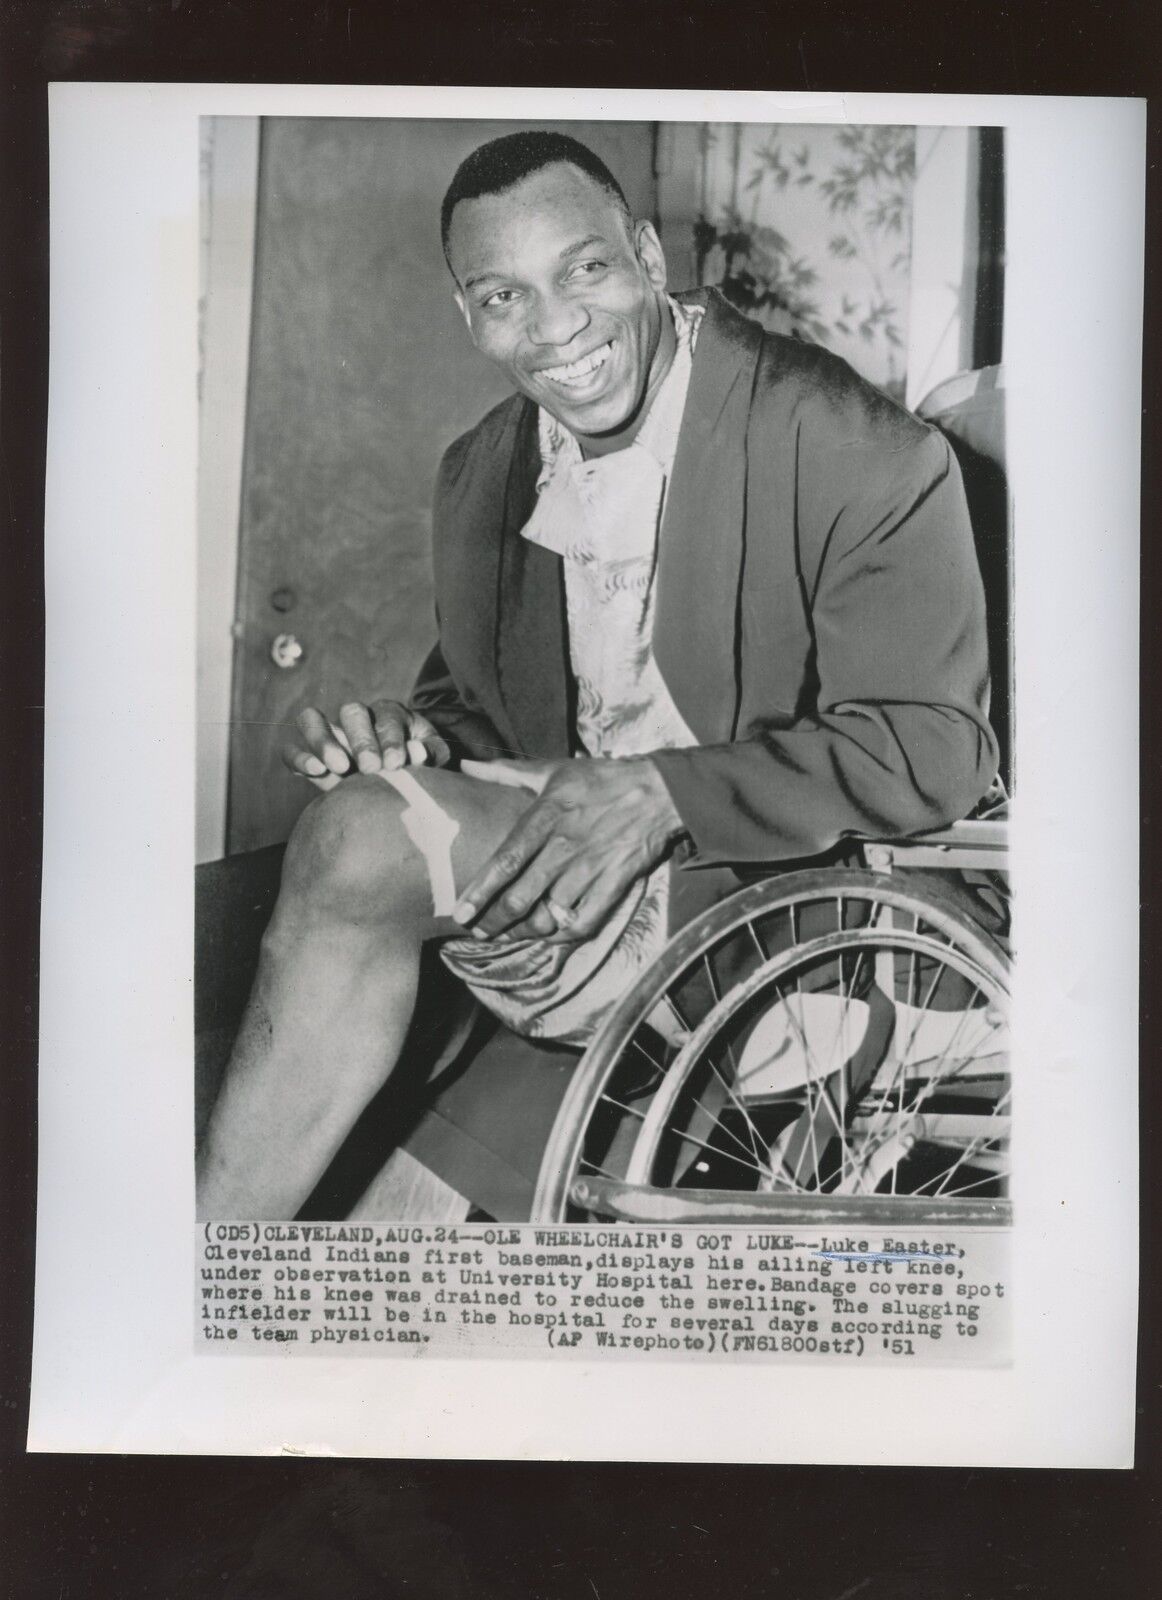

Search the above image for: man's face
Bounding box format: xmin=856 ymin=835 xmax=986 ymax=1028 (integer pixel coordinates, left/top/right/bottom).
xmin=447 ymin=162 xmax=669 ymax=445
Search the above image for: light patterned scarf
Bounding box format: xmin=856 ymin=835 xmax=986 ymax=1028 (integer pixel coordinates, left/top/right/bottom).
xmin=521 ymin=296 xmax=704 ymax=759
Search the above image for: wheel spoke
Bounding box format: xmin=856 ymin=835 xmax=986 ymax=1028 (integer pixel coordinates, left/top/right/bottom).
xmin=858 ymin=1002 xmax=1003 ymax=1190
xmin=702 ymin=953 xmax=745 ymax=1096
xmin=699 ymin=1051 xmax=776 ymax=1172
xmin=896 ymin=990 xmax=987 ymax=1120
xmin=861 ymin=958 xmax=955 ymax=1149
xmin=831 ymin=946 xmax=873 ymax=1190
xmin=923 ymin=1088 xmax=1013 ymax=1196
xmin=578 ymin=1158 xmax=620 ymax=1183
xmin=825 ymin=962 xmax=1006 ymax=1200
xmin=677 ymin=1066 xmax=779 ymax=1177
xmin=766 ymin=976 xmax=831 ymax=1187
xmin=921 ymin=1168 xmax=1009 ymax=1201
xmin=650 ymin=1116 xmax=779 ymax=1184
xmin=660 ymin=953 xmax=773 ymax=1172
xmin=598 ymin=1092 xmax=646 ymax=1122
xmin=628 ymin=1033 xmax=668 ymax=1080
xmin=623 ymin=1028 xmax=773 ymax=1178
xmin=666 ymin=990 xmax=692 ymax=1030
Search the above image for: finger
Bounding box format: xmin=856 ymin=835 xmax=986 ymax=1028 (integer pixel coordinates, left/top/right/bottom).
xmin=452 ymin=804 xmax=559 ymax=926
xmin=404 ymin=711 xmax=452 ymax=770
xmin=281 ymin=745 xmax=342 ymax=792
xmin=546 ymin=866 xmax=628 ymax=944
xmin=297 ymin=707 xmax=351 ymax=776
xmin=338 ymin=702 xmax=382 ymax=774
xmin=476 ymin=901 xmax=560 ymax=943
xmin=539 ymin=856 xmax=601 ymax=920
xmin=518 ymin=903 xmax=560 ymax=940
xmin=370 ymin=699 xmax=409 ymax=771
xmin=460 ymin=757 xmax=554 ymax=794
xmin=471 ymin=835 xmax=573 ymax=938
xmin=281 ymin=742 xmax=329 ymax=779
xmin=541 ymin=845 xmax=645 ymax=939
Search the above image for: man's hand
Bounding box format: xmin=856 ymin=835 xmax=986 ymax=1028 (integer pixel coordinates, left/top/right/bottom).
xmin=452 ymin=756 xmax=686 ymax=943
xmin=281 ymin=700 xmax=451 ymax=791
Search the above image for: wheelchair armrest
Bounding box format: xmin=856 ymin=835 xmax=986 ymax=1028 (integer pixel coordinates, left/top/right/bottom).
xmin=856 ymin=816 xmax=1009 ymax=872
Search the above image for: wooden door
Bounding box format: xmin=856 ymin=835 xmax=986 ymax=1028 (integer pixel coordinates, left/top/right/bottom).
xmin=227 ymin=117 xmax=656 ymax=853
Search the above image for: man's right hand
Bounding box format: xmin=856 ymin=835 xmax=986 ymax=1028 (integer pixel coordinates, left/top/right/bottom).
xmin=281 ymin=700 xmax=452 ymax=790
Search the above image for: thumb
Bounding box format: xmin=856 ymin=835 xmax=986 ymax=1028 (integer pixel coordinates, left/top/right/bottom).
xmin=460 ymin=757 xmax=556 ymax=795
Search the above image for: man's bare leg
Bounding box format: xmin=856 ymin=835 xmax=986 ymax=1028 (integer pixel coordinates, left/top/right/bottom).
xmin=196 ymin=770 xmax=531 ymax=1220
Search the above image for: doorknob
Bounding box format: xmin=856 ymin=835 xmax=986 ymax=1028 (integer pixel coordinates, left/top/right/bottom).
xmin=270 ymin=632 xmax=305 ymax=669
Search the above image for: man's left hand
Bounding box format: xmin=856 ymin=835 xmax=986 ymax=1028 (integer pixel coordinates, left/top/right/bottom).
xmin=452 ymin=756 xmax=686 ymax=942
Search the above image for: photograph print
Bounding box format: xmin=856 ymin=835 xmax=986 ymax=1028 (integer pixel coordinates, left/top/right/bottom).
xmin=195 ymin=116 xmax=1012 ymax=1233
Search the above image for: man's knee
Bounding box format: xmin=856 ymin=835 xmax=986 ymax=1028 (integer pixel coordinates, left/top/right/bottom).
xmin=281 ymin=775 xmax=425 ymax=921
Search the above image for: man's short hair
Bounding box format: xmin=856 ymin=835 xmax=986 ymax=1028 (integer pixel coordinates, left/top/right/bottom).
xmin=440 ymin=131 xmax=632 ymax=267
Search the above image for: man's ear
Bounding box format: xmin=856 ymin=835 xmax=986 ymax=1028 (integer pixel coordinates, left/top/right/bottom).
xmin=634 ymin=220 xmax=668 ymax=292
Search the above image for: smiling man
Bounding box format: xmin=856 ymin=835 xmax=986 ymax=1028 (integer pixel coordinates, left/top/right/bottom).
xmin=196 ymin=131 xmax=998 ymax=1221
xmin=447 ymin=145 xmax=675 ymax=447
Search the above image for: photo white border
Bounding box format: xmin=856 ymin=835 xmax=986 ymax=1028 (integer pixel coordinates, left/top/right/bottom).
xmin=31 ymin=85 xmax=1142 ymax=1463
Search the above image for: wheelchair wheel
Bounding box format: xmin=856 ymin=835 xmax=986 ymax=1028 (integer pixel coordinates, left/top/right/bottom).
xmin=532 ymin=868 xmax=1011 ymax=1227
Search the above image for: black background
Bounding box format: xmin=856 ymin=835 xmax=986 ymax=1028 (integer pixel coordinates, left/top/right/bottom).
xmin=2 ymin=3 xmax=1159 ymax=1595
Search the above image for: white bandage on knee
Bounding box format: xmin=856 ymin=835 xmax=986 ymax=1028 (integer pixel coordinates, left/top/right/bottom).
xmin=374 ymin=768 xmax=460 ymax=916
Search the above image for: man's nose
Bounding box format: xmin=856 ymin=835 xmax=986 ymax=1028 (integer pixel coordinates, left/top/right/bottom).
xmin=527 ymin=292 xmax=590 ymax=348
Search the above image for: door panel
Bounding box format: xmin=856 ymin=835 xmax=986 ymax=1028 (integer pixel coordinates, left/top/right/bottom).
xmin=228 ymin=117 xmax=656 ymax=853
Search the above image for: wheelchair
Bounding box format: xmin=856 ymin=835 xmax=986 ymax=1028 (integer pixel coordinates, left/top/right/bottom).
xmin=528 ymin=806 xmax=1010 ymax=1228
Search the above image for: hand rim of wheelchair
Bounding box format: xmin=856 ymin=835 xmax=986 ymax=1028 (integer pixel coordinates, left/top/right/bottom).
xmin=531 ymin=866 xmax=1011 ymax=1228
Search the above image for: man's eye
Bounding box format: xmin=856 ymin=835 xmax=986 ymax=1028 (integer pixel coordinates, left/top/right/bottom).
xmin=568 ymin=259 xmax=606 ymax=279
xmin=480 ymin=289 xmax=518 ymax=309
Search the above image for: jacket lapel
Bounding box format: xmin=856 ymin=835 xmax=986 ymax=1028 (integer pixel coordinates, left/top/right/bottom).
xmin=654 ymin=290 xmax=763 ymax=744
xmin=434 ymin=395 xmax=568 ymax=759
xmin=494 ymin=403 xmax=573 ymax=758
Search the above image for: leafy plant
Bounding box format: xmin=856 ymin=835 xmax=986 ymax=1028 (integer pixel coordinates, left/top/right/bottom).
xmin=692 ymin=124 xmax=916 ymax=396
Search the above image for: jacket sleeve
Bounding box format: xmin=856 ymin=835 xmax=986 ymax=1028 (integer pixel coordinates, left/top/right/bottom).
xmin=409 ymin=636 xmax=512 ymax=765
xmin=648 ymin=426 xmax=999 ymax=866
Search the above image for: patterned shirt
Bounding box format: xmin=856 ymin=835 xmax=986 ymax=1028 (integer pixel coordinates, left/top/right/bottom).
xmin=522 ymin=296 xmax=704 ymax=761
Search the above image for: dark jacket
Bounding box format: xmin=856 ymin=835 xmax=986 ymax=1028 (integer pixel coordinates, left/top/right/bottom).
xmin=412 ymin=288 xmax=998 ymax=867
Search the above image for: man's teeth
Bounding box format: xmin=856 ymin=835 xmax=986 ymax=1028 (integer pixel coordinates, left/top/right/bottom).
xmin=540 ymin=342 xmax=612 ymax=386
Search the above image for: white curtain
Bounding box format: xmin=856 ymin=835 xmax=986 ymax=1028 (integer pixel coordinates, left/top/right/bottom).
xmin=689 ymin=123 xmax=916 ymax=402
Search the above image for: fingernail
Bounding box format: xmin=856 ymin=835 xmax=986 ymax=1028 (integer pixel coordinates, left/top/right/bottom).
xmin=303 ymin=756 xmax=327 ymax=776
xmin=324 ymin=749 xmax=349 ymax=774
xmin=357 ymin=750 xmax=381 ymax=773
xmin=407 ymin=739 xmax=428 ymax=767
xmin=451 ymin=901 xmax=475 ymax=925
xmin=384 ymin=747 xmax=405 ymax=770
xmin=470 ymin=926 xmax=489 ymax=942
